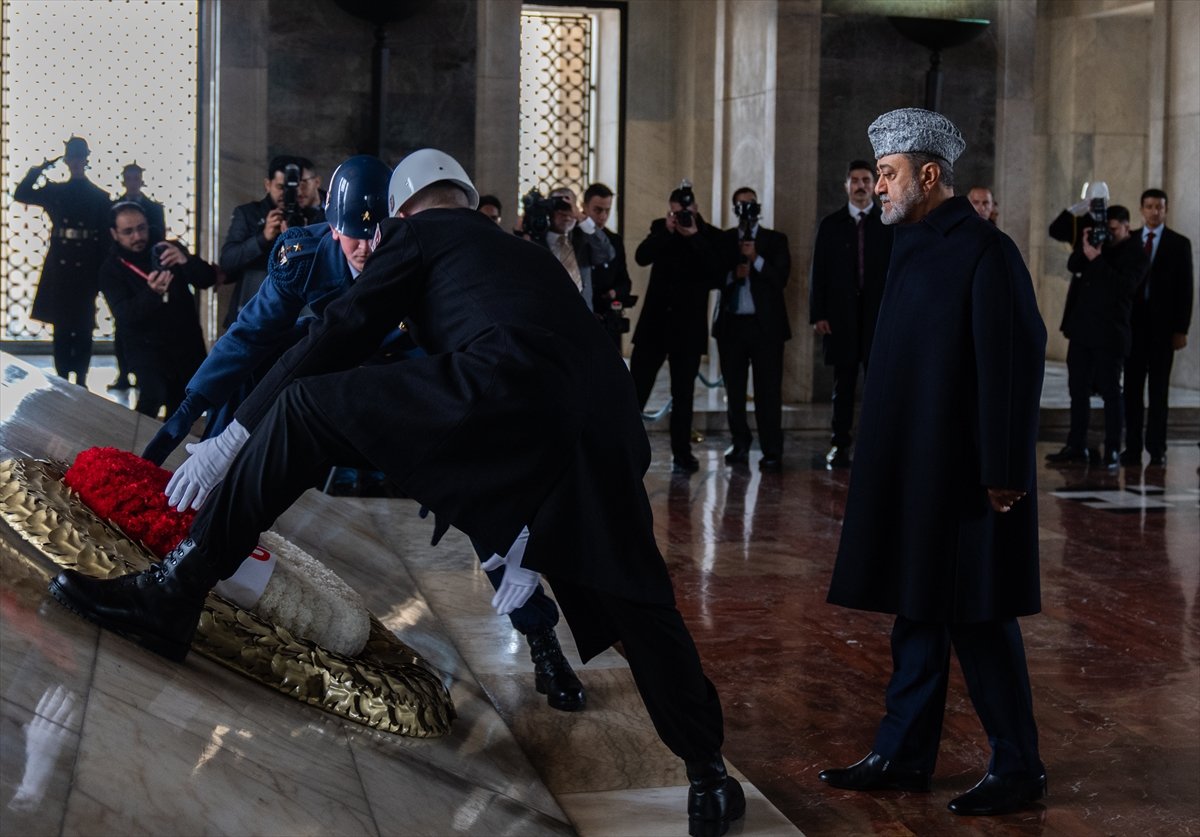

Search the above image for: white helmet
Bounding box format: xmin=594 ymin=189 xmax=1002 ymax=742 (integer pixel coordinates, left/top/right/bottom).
xmin=387 ymin=148 xmax=479 ymax=215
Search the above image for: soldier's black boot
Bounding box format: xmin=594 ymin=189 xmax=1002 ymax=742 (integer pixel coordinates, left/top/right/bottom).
xmin=526 ymin=627 xmax=586 ymax=712
xmin=686 ymin=756 xmax=746 ymax=837
xmin=49 ymin=538 xmax=218 ymax=662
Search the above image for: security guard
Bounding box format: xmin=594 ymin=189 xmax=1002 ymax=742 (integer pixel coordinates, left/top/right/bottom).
xmin=143 ymin=154 xmax=586 ymax=713
xmin=14 ymin=136 xmax=111 ymax=386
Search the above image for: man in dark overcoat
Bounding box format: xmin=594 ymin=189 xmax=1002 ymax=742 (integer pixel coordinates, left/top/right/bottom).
xmin=714 ymin=187 xmax=792 ymax=471
xmin=808 ymin=160 xmax=893 ymax=467
xmin=13 ymin=136 xmax=111 ymax=386
xmin=629 ymin=186 xmax=723 ymax=472
xmin=50 ymin=149 xmax=745 ymax=837
xmin=817 ymin=110 xmax=1049 ymax=818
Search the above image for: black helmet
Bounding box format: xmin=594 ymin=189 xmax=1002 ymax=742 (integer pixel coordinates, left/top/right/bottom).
xmin=325 ymin=155 xmax=392 ymax=238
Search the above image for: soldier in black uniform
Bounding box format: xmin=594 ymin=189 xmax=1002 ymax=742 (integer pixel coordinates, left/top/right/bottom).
xmin=14 ymin=136 xmax=111 ymax=386
xmin=109 ymin=162 xmax=168 ymax=390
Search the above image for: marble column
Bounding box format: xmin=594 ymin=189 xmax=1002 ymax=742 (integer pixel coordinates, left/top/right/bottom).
xmin=473 ymin=0 xmax=522 ymax=206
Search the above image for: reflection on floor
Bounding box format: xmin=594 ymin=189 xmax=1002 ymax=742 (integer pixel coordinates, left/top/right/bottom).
xmin=3 ymin=352 xmax=1198 ymax=836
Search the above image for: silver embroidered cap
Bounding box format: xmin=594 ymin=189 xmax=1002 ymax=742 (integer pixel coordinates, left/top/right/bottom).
xmin=868 ymin=108 xmax=965 ymax=163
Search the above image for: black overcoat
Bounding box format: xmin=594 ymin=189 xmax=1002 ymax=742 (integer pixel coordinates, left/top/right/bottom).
xmin=1129 ymin=225 xmax=1194 ymax=344
xmin=828 ymin=196 xmax=1047 ymax=623
xmin=14 ymin=169 xmax=111 ymax=329
xmin=808 ymin=204 xmax=892 ymax=365
xmin=1062 ymin=235 xmax=1146 ymax=355
xmin=713 ymin=225 xmax=793 ymax=344
xmin=632 ymin=218 xmax=722 ymax=355
xmin=235 ymin=209 xmax=676 ymax=659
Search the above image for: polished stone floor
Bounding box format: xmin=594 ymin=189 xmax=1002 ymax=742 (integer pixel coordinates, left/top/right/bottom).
xmin=2 ymin=352 xmax=1198 ymax=836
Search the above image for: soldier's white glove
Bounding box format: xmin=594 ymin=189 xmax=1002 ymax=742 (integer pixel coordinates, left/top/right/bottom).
xmin=166 ymin=419 xmax=249 ymax=511
xmin=479 ymin=527 xmax=537 ymax=616
xmin=1067 ymin=199 xmax=1090 ymax=216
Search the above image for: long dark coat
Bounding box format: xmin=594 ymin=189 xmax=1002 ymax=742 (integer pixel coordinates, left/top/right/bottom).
xmin=1129 ymin=225 xmax=1194 ymax=346
xmin=632 ymin=217 xmax=722 ymax=355
xmin=1062 ymin=235 xmax=1146 ymax=356
xmin=14 ymin=169 xmax=111 ymax=329
xmin=828 ymin=196 xmax=1047 ymax=623
xmin=713 ymin=225 xmax=793 ymax=344
xmin=235 ymin=209 xmax=675 ymax=659
xmin=808 ymin=204 xmax=893 ymax=365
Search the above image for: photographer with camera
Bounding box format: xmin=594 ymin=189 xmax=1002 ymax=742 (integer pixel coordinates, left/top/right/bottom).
xmin=714 ymin=187 xmax=792 ymax=471
xmin=219 ymin=155 xmax=324 ymax=327
xmin=1046 ymin=203 xmax=1146 ymax=467
xmin=583 ymin=183 xmax=637 ymax=352
xmin=519 ymin=186 xmax=614 ymax=309
xmin=99 ymin=202 xmax=217 ymax=419
xmin=630 ymin=180 xmax=723 ymax=473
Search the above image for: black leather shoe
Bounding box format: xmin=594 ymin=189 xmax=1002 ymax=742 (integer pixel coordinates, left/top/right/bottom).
xmin=1101 ymin=448 xmax=1120 ymax=469
xmin=48 ymin=538 xmax=216 ymax=662
xmin=1148 ymin=452 xmax=1166 ymax=466
xmin=947 ymin=771 xmax=1047 ymax=816
xmin=759 ymin=457 xmax=782 ymax=473
xmin=1045 ymin=445 xmax=1089 ymax=463
xmin=527 ymin=628 xmax=585 ymax=712
xmin=1119 ymin=449 xmax=1142 ymax=467
xmin=673 ymin=453 xmax=700 ymax=473
xmin=687 ymin=758 xmax=746 ymax=837
xmin=723 ymin=445 xmax=750 ymax=465
xmin=825 ymin=446 xmax=851 ymax=468
xmin=818 ymin=752 xmax=931 ymax=792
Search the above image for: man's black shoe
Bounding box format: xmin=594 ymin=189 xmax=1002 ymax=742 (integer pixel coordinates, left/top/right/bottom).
xmin=47 ymin=538 xmax=217 ymax=662
xmin=947 ymin=771 xmax=1047 ymax=816
xmin=1101 ymin=448 xmax=1120 ymax=469
xmin=673 ymin=453 xmax=700 ymax=473
xmin=527 ymin=627 xmax=585 ymax=712
xmin=1045 ymin=445 xmax=1088 ymax=464
xmin=759 ymin=457 xmax=782 ymax=473
xmin=1148 ymin=452 xmax=1166 ymax=466
xmin=818 ymin=752 xmax=932 ymax=792
xmin=1119 ymin=449 xmax=1142 ymax=467
xmin=686 ymin=758 xmax=746 ymax=837
xmin=825 ymin=446 xmax=851 ymax=468
xmin=723 ymin=445 xmax=750 ymax=465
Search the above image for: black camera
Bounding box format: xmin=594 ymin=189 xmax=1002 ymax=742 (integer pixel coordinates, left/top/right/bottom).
xmin=600 ymin=292 xmax=638 ymax=335
xmin=734 ymin=199 xmax=761 ymax=242
xmin=672 ymin=179 xmax=696 ymax=229
xmin=520 ymin=189 xmax=570 ymax=245
xmin=1086 ymin=198 xmax=1110 ymax=248
xmin=149 ymin=241 xmax=171 ymax=271
xmin=282 ymin=163 xmax=306 ymax=228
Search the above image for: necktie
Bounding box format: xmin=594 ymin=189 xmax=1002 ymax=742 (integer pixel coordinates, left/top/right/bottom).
xmin=1142 ymin=231 xmax=1155 ymax=300
xmin=1143 ymin=230 xmax=1155 ymax=257
xmin=856 ymin=213 xmax=866 ymax=290
xmin=557 ymin=235 xmax=582 ymax=291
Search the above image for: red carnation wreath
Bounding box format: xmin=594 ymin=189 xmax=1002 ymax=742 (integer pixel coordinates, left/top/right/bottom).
xmin=64 ymin=447 xmax=194 ymax=557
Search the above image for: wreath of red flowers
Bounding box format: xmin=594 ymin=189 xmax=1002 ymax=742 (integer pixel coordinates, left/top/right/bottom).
xmin=64 ymin=447 xmax=194 ymax=558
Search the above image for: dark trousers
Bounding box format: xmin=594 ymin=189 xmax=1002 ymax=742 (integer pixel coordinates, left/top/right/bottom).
xmin=831 ymin=361 xmax=863 ymax=448
xmin=470 ymin=537 xmax=559 ymax=635
xmin=717 ymin=317 xmax=784 ymax=458
xmin=629 ymin=342 xmax=702 ymax=458
xmin=1123 ymin=322 xmax=1174 ymax=457
xmin=52 ymin=325 xmax=92 ymax=386
xmin=873 ymin=616 xmax=1042 ymax=777
xmin=551 ymin=582 xmax=725 ymax=764
xmin=1065 ymin=342 xmax=1123 ymax=451
xmin=113 ymin=328 xmax=130 ymax=380
xmin=134 ymin=365 xmax=187 ymax=420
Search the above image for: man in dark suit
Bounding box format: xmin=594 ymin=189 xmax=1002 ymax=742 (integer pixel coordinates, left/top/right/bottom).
xmin=630 ymin=183 xmax=722 ymax=473
xmin=714 ymin=187 xmax=791 ymax=471
xmin=50 ymin=149 xmax=745 ymax=837
xmin=218 ymin=155 xmax=325 ymax=328
xmin=1122 ymin=188 xmax=1194 ymax=466
xmin=808 ymin=160 xmax=893 ymax=467
xmin=1045 ymin=205 xmax=1146 ymax=467
xmin=583 ymin=183 xmax=636 ymax=352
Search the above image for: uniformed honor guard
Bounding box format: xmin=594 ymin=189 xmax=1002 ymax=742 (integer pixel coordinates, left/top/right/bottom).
xmin=14 ymin=136 xmax=112 ymax=386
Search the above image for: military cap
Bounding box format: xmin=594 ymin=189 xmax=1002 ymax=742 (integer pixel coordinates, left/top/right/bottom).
xmin=868 ymin=108 xmax=965 ymax=164
xmin=123 ymin=161 xmax=145 ymax=175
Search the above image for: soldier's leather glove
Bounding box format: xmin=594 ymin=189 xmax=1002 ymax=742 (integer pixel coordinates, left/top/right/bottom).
xmin=166 ymin=419 xmax=249 ymax=511
xmin=479 ymin=527 xmax=538 ymax=615
xmin=141 ymin=391 xmax=212 ymax=465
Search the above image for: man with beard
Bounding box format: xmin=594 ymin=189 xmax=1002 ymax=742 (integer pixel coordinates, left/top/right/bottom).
xmin=818 ymin=109 xmax=1048 ymax=818
xmin=98 ymin=202 xmax=217 ymax=418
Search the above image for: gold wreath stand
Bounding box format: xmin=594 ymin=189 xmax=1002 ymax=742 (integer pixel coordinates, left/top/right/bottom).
xmin=0 ymin=458 xmax=455 ymax=737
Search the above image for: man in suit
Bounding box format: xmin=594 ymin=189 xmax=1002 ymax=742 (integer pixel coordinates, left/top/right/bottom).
xmin=1046 ymin=205 xmax=1146 ymax=467
xmin=819 ymin=109 xmax=1047 ymax=818
xmin=583 ymin=183 xmax=636 ymax=352
xmin=1122 ymin=189 xmax=1194 ymax=466
xmin=714 ymin=187 xmax=791 ymax=471
xmin=630 ymin=183 xmax=722 ymax=473
xmin=218 ymin=155 xmax=325 ymax=328
xmin=543 ymin=185 xmax=615 ymax=310
xmin=808 ymin=160 xmax=893 ymax=467
xmin=50 ymin=149 xmax=745 ymax=837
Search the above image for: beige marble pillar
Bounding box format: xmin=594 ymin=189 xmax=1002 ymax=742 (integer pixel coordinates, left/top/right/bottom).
xmin=473 ymin=0 xmax=522 ymax=205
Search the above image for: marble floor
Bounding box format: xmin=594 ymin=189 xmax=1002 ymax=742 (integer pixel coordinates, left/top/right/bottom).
xmin=2 ymin=352 xmax=1198 ymax=836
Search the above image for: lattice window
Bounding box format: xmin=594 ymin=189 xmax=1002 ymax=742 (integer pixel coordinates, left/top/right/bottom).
xmin=519 ymin=9 xmax=597 ymax=202
xmin=1 ymin=0 xmax=200 ymax=344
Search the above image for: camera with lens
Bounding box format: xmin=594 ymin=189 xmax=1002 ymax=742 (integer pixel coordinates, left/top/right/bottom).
xmin=149 ymin=241 xmax=171 ymax=272
xmin=671 ymin=179 xmax=696 ymax=229
xmin=600 ymin=291 xmax=638 ymax=335
xmin=1082 ymin=181 xmax=1110 ymax=248
xmin=520 ymin=188 xmax=571 ymax=246
xmin=734 ymin=199 xmax=761 ymax=242
xmin=282 ymin=163 xmax=306 ymax=228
